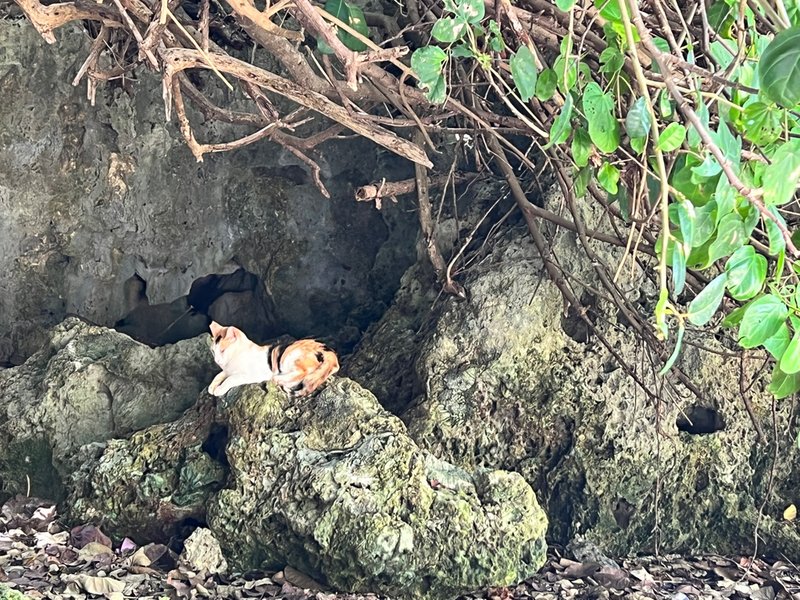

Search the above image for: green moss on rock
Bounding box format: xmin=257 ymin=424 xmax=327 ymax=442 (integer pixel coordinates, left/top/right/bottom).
xmin=0 ymin=584 xmax=31 ymax=600
xmin=66 ymin=398 xmax=225 ymax=542
xmin=208 ymin=378 xmax=547 ymax=599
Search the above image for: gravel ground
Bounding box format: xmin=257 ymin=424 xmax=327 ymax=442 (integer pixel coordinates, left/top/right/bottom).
xmin=1 ymin=495 xmax=798 ymax=600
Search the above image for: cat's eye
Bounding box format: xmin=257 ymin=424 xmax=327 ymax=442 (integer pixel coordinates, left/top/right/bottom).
xmin=214 ymin=335 xmax=222 ymax=343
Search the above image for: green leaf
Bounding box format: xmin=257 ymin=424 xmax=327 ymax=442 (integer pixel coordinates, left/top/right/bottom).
xmin=599 ymin=46 xmax=624 ymax=74
xmin=759 ymin=26 xmax=800 ymax=108
xmin=535 ymin=69 xmax=557 ymax=101
xmin=412 ymin=46 xmax=447 ymax=83
xmin=450 ymin=44 xmax=474 ymax=58
xmin=725 ymin=245 xmax=767 ymax=301
xmin=722 ymin=302 xmax=749 ymax=328
xmin=487 ymin=20 xmax=505 ymax=52
xmin=554 ymin=55 xmax=578 ymax=93
xmin=714 ymin=117 xmax=741 ymax=169
xmin=742 ymin=102 xmax=782 ymax=145
xmin=411 ymin=47 xmax=448 ymax=103
xmin=657 ymin=122 xmax=686 ymax=152
xmin=659 ymin=322 xmax=685 ymax=375
xmin=324 ymin=0 xmax=368 ymax=51
xmin=594 ymin=0 xmax=621 ymax=22
xmin=673 ymin=200 xmax=696 ymax=246
xmin=766 ymin=206 xmax=788 ymax=255
xmin=655 ymin=287 xmax=669 ymax=339
xmin=630 ymin=136 xmax=647 ymax=154
xmin=432 ymin=17 xmax=467 ymax=43
xmin=456 ymin=0 xmax=485 ymax=24
xmin=691 ymin=201 xmax=717 ymax=247
xmin=556 ymin=0 xmax=576 ymax=10
xmin=598 ymin=162 xmax=620 ymax=194
xmin=572 ymin=128 xmax=592 ymax=168
xmin=708 ymin=0 xmax=734 ymax=38
xmin=768 ymin=363 xmax=800 ymax=398
xmin=672 ymin=241 xmax=687 ymax=295
xmin=707 ymin=212 xmax=746 ymax=264
xmin=765 ymin=323 xmax=791 ymax=359
xmin=625 ymin=97 xmax=651 ymax=139
xmin=574 ymin=165 xmax=591 ymax=198
xmin=687 ymin=101 xmax=709 ymax=148
xmin=544 ymin=93 xmax=573 ymax=149
xmin=763 ymin=139 xmax=800 ymax=206
xmin=688 ymin=273 xmax=727 ymax=326
xmin=583 ymin=82 xmax=620 ymax=153
xmin=739 ymin=293 xmax=788 ymax=348
xmin=424 ymin=75 xmax=447 ymax=104
xmin=714 ymin=176 xmax=736 ymax=225
xmin=691 ymin=152 xmax=722 ymax=179
xmin=510 ymin=47 xmax=538 ymax=102
xmin=659 ymin=90 xmax=673 ymax=118
xmin=710 ymin=39 xmax=736 ymax=71
xmin=780 ymin=329 xmax=800 ymax=373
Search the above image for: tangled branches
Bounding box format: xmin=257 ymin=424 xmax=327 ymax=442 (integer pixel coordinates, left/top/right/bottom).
xmin=12 ymin=0 xmax=800 ymax=400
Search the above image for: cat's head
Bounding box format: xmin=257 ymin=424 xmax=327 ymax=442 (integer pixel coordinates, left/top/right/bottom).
xmin=210 ymin=321 xmax=242 ymax=365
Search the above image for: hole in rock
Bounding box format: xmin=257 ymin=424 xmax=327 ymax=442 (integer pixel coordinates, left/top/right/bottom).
xmin=560 ymin=292 xmax=596 ymax=343
xmin=676 ymin=406 xmax=725 ymax=435
xmin=114 ymin=268 xmax=283 ymax=347
xmin=202 ymin=424 xmax=230 ymax=467
xmin=612 ymin=497 xmax=635 ymax=529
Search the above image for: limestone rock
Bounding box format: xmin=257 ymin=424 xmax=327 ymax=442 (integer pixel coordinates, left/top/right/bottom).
xmin=179 ymin=528 xmax=228 ymax=576
xmin=207 ymin=378 xmax=548 ymax=599
xmin=65 ymin=396 xmax=224 ymax=543
xmin=0 ymin=20 xmax=417 ymax=365
xmin=0 ymin=317 xmax=215 ymax=501
xmin=351 ymin=230 xmax=800 ymax=561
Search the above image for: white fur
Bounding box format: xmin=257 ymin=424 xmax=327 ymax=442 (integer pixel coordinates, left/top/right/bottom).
xmin=208 ymin=332 xmax=274 ymax=397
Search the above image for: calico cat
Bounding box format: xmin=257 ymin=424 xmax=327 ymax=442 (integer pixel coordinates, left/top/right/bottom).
xmin=208 ymin=321 xmax=339 ymax=397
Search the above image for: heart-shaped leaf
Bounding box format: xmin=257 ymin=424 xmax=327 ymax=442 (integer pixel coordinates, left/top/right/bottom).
xmin=583 ymin=82 xmax=620 ymax=153
xmin=759 ymin=26 xmax=800 ymax=108
xmin=739 ymin=293 xmax=788 ymax=348
xmin=510 ymin=46 xmax=538 ymax=102
xmin=687 ymin=273 xmax=727 ymax=326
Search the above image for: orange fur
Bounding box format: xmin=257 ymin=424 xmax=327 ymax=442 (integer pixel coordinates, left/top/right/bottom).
xmin=271 ymin=339 xmax=340 ymax=395
xmin=208 ymin=322 xmax=339 ymax=397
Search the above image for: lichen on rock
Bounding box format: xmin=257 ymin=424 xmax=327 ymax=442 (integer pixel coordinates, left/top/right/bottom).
xmin=0 ymin=317 xmax=215 ymax=501
xmin=207 ymin=378 xmax=547 ymax=599
xmin=350 ymin=216 xmax=800 ymax=562
xmin=65 ymin=398 xmax=225 ymax=543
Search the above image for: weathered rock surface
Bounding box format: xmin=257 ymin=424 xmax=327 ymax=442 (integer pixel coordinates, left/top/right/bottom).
xmin=66 ymin=397 xmax=224 ymax=544
xmin=0 ymin=317 xmax=215 ymax=502
xmin=59 ymin=365 xmax=547 ymax=599
xmin=208 ymin=378 xmax=547 ymax=599
xmin=350 ymin=216 xmax=800 ymax=562
xmin=0 ymin=20 xmax=416 ymax=365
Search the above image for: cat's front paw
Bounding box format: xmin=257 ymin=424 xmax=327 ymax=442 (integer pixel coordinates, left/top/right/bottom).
xmin=208 ymin=372 xmax=226 ymax=396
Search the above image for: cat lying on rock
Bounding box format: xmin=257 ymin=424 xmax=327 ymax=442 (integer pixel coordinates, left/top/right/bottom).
xmin=208 ymin=321 xmax=339 ymax=397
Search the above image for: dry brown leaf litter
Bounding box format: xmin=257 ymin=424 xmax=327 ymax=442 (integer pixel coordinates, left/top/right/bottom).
xmin=1 ymin=495 xmax=798 ymax=600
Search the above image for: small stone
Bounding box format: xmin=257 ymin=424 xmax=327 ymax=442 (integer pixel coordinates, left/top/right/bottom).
xmin=179 ymin=528 xmax=228 ymax=576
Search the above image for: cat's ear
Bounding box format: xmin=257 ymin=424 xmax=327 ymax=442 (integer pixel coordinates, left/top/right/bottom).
xmin=210 ymin=321 xmax=223 ymax=337
xmin=225 ymin=326 xmax=239 ymax=340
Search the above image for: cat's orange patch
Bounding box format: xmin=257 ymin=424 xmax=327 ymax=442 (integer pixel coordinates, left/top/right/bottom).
xmin=208 ymin=321 xmax=338 ymax=397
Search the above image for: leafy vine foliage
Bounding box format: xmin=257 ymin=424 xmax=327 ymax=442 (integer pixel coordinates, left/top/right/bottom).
xmin=412 ymin=0 xmax=800 ymax=398
xmin=11 ymin=0 xmax=800 ymax=398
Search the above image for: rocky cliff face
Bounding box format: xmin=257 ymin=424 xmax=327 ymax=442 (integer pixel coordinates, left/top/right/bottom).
xmin=348 ymin=200 xmax=800 ymax=562
xmin=0 ymin=20 xmax=417 ymax=366
xmin=0 ymin=318 xmax=548 ymax=599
